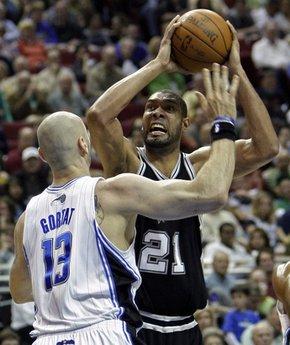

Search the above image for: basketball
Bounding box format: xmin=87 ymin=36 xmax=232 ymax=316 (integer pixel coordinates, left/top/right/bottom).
xmin=171 ymin=10 xmax=233 ymax=72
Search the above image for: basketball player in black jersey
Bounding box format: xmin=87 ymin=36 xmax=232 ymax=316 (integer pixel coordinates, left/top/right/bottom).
xmin=87 ymin=17 xmax=279 ymax=345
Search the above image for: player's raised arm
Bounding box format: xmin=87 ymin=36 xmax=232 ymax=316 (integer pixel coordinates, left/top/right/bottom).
xmin=86 ymin=16 xmax=182 ymax=177
xmin=99 ymin=64 xmax=239 ymax=220
xmin=191 ymin=22 xmax=279 ymax=177
xmin=9 ymin=212 xmax=33 ymax=304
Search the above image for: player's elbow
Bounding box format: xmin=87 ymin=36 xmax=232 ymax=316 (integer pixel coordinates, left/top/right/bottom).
xmin=267 ymin=142 xmax=279 ymax=160
xmin=86 ymin=107 xmax=104 ymax=126
xmin=210 ymin=192 xmax=228 ymax=210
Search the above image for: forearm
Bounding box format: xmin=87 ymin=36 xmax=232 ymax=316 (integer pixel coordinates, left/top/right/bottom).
xmin=88 ymin=59 xmax=165 ymax=122
xmin=233 ymin=67 xmax=279 ymax=158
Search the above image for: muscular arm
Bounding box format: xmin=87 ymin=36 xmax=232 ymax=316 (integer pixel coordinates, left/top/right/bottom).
xmin=272 ymin=263 xmax=290 ymax=318
xmin=86 ymin=16 xmax=181 ymax=177
xmin=191 ymin=25 xmax=279 ymax=177
xmin=98 ymin=138 xmax=235 ymax=220
xmin=9 ymin=213 xmax=33 ymax=304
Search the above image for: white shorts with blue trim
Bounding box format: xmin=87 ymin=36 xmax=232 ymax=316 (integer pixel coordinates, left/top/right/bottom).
xmin=32 ymin=320 xmax=134 ymax=345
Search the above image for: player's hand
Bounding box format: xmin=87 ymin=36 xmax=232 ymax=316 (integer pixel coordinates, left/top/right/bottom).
xmin=226 ymin=21 xmax=242 ymax=72
xmin=155 ymin=15 xmax=182 ymax=73
xmin=195 ymin=63 xmax=240 ymax=121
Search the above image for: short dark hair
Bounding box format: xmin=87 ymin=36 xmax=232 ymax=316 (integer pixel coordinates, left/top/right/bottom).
xmin=0 ymin=328 xmax=20 ymax=345
xmin=256 ymin=247 xmax=274 ymax=267
xmin=230 ymin=284 xmax=250 ymax=296
xmin=219 ymin=222 xmax=235 ymax=234
xmin=153 ymin=89 xmax=188 ymax=118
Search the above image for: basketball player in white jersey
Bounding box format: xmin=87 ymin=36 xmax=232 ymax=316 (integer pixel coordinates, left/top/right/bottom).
xmin=272 ymin=262 xmax=290 ymax=345
xmin=9 ymin=61 xmax=239 ymax=345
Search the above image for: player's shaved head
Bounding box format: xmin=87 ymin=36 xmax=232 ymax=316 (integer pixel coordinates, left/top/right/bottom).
xmin=37 ymin=111 xmax=90 ymax=171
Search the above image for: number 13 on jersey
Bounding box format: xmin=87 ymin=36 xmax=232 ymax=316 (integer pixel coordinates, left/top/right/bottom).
xmin=138 ymin=231 xmax=185 ymax=275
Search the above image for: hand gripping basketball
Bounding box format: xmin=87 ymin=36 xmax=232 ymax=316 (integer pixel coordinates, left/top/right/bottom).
xmin=195 ymin=63 xmax=239 ymax=121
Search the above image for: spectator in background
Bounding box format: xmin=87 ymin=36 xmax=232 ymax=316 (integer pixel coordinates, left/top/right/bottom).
xmin=251 ymin=321 xmax=275 ymax=345
xmin=14 ymin=146 xmax=49 ymax=203
xmin=0 ymin=328 xmax=20 ymax=345
xmin=222 ymin=285 xmax=260 ymax=344
xmin=7 ymin=177 xmax=25 ymax=220
xmin=202 ymin=327 xmax=227 ymax=345
xmin=0 ymin=90 xmax=12 ymax=122
xmin=84 ymin=13 xmax=109 ymax=47
xmin=203 ymin=223 xmax=254 ymax=268
xmin=194 ymin=309 xmax=216 ymax=332
xmin=0 ymin=3 xmax=19 ymax=43
xmin=85 ymin=44 xmax=124 ymax=101
xmin=17 ymin=18 xmax=47 ymax=73
xmin=278 ymin=126 xmax=290 ymax=154
xmin=277 ymin=208 xmax=290 ymax=254
xmin=251 ymin=21 xmax=290 ymax=71
xmin=274 ymin=178 xmax=290 ymax=213
xmin=256 ymin=248 xmax=275 ymax=298
xmin=48 ymin=69 xmax=88 ymax=116
xmin=3 ymin=127 xmax=35 ymax=174
xmin=117 ymin=37 xmax=139 ymax=76
xmin=205 ymin=251 xmax=235 ymax=299
xmin=29 ymin=1 xmax=58 ymax=45
xmin=247 ymin=227 xmax=271 ymax=258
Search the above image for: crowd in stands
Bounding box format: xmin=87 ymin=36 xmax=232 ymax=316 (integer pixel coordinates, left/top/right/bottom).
xmin=0 ymin=0 xmax=289 ymax=344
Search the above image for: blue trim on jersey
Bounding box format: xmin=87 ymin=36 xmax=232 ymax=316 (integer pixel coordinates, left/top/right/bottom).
xmin=285 ymin=327 xmax=290 ymax=345
xmin=95 ymin=225 xmax=140 ymax=282
xmin=94 ymin=227 xmax=119 ymax=309
xmin=122 ymin=322 xmax=133 ymax=344
xmin=46 ymin=177 xmax=82 ymax=192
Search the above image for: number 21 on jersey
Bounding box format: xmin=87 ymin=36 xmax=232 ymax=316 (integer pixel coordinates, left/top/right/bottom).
xmin=138 ymin=230 xmax=185 ymax=275
xmin=42 ymin=231 xmax=72 ymax=291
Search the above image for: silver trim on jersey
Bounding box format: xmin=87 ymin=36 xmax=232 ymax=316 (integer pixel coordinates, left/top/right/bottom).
xmin=142 ymin=320 xmax=198 ymax=333
xmin=140 ymin=311 xmax=192 ymax=322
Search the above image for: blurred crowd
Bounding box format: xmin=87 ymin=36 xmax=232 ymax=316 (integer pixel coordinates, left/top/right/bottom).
xmin=0 ymin=0 xmax=289 ymax=344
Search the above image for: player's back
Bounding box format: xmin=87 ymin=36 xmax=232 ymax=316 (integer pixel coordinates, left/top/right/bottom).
xmin=23 ymin=176 xmax=142 ymax=337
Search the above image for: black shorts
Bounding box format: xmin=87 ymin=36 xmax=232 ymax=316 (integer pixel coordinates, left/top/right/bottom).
xmin=137 ymin=325 xmax=202 ymax=345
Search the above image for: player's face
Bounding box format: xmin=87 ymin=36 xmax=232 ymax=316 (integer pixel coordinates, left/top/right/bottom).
xmin=142 ymin=93 xmax=183 ymax=149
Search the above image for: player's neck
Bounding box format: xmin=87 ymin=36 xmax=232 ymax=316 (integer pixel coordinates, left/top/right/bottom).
xmin=51 ymin=166 xmax=90 ymax=187
xmin=145 ymin=145 xmax=180 ymax=178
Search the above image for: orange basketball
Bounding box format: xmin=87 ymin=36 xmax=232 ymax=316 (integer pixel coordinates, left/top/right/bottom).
xmin=171 ymin=10 xmax=232 ymax=72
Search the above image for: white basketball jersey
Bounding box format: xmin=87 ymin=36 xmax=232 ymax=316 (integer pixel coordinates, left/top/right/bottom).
xmin=23 ymin=176 xmax=142 ymax=337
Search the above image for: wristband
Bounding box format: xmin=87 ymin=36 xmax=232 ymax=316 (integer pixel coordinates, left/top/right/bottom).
xmin=213 ymin=115 xmax=236 ymax=126
xmin=211 ymin=116 xmax=237 ymax=142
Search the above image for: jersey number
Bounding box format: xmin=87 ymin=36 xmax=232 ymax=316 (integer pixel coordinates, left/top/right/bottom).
xmin=138 ymin=231 xmax=185 ymax=275
xmin=42 ymin=232 xmax=72 ymax=291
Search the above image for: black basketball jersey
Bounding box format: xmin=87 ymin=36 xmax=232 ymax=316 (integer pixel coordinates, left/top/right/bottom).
xmin=135 ymin=148 xmax=208 ymax=318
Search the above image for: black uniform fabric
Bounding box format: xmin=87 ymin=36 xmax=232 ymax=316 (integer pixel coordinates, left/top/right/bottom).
xmin=135 ymin=149 xmax=207 ymax=341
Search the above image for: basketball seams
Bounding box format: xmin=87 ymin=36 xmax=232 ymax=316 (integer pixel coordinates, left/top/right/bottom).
xmin=172 ymin=28 xmax=224 ymax=60
xmin=172 ymin=43 xmax=221 ymax=64
xmin=197 ymin=13 xmax=229 ymax=53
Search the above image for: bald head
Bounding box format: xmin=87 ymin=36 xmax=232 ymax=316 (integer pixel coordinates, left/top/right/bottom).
xmin=37 ymin=112 xmax=90 ymax=171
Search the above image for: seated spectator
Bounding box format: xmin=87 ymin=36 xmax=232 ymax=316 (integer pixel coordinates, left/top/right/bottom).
xmin=278 ymin=126 xmax=290 ymax=154
xmin=188 ymin=0 xmax=228 ymax=16
xmin=117 ymin=37 xmax=139 ymax=76
xmin=84 ymin=13 xmax=109 ymax=47
xmin=202 ymin=327 xmax=227 ymax=345
xmin=0 ymin=3 xmax=19 ymax=43
xmin=35 ymin=49 xmax=79 ymax=98
xmin=255 ymin=248 xmax=275 ymax=298
xmin=222 ymin=285 xmax=260 ymax=344
xmin=195 ymin=308 xmax=217 ymax=332
xmin=228 ymin=0 xmax=259 ymax=41
xmin=48 ymin=69 xmax=88 ymax=116
xmin=274 ymin=178 xmax=290 ymax=213
xmin=201 ymin=208 xmax=244 ymax=244
xmin=206 ymin=251 xmax=235 ymax=300
xmin=14 ymin=146 xmax=49 ymax=203
xmin=29 ymin=1 xmax=58 ymax=44
xmin=262 ymin=150 xmax=290 ymax=192
xmin=85 ymin=44 xmax=124 ymax=101
xmin=247 ymin=227 xmax=271 ymax=258
xmin=251 ymin=320 xmax=275 ymax=345
xmin=0 ymin=90 xmax=12 ymax=122
xmin=203 ymin=223 xmax=255 ymax=268
xmin=17 ymin=18 xmax=47 ymax=73
xmin=3 ymin=126 xmax=35 ymax=174
xmin=0 ymin=328 xmax=20 ymax=345
xmin=7 ymin=177 xmax=25 ymax=220
xmin=277 ymin=209 xmax=290 ymax=254
xmin=251 ymin=21 xmax=290 ymax=71
xmin=0 ymin=229 xmax=14 ymax=265
xmin=248 ymin=283 xmax=275 ymax=318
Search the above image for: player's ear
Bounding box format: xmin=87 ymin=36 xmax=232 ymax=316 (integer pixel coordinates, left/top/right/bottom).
xmin=182 ymin=117 xmax=190 ymax=129
xmin=38 ymin=147 xmax=47 ymax=163
xmin=78 ymin=136 xmax=89 ymax=157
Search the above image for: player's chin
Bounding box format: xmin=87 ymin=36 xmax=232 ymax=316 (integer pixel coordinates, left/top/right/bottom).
xmin=145 ymin=135 xmax=170 ymax=147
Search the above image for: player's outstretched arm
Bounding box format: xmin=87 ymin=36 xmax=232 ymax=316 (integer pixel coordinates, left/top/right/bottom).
xmin=9 ymin=213 xmax=33 ymax=304
xmin=227 ymin=22 xmax=279 ymax=176
xmin=86 ymin=16 xmax=181 ymax=177
xmin=98 ymin=64 xmax=239 ymax=220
